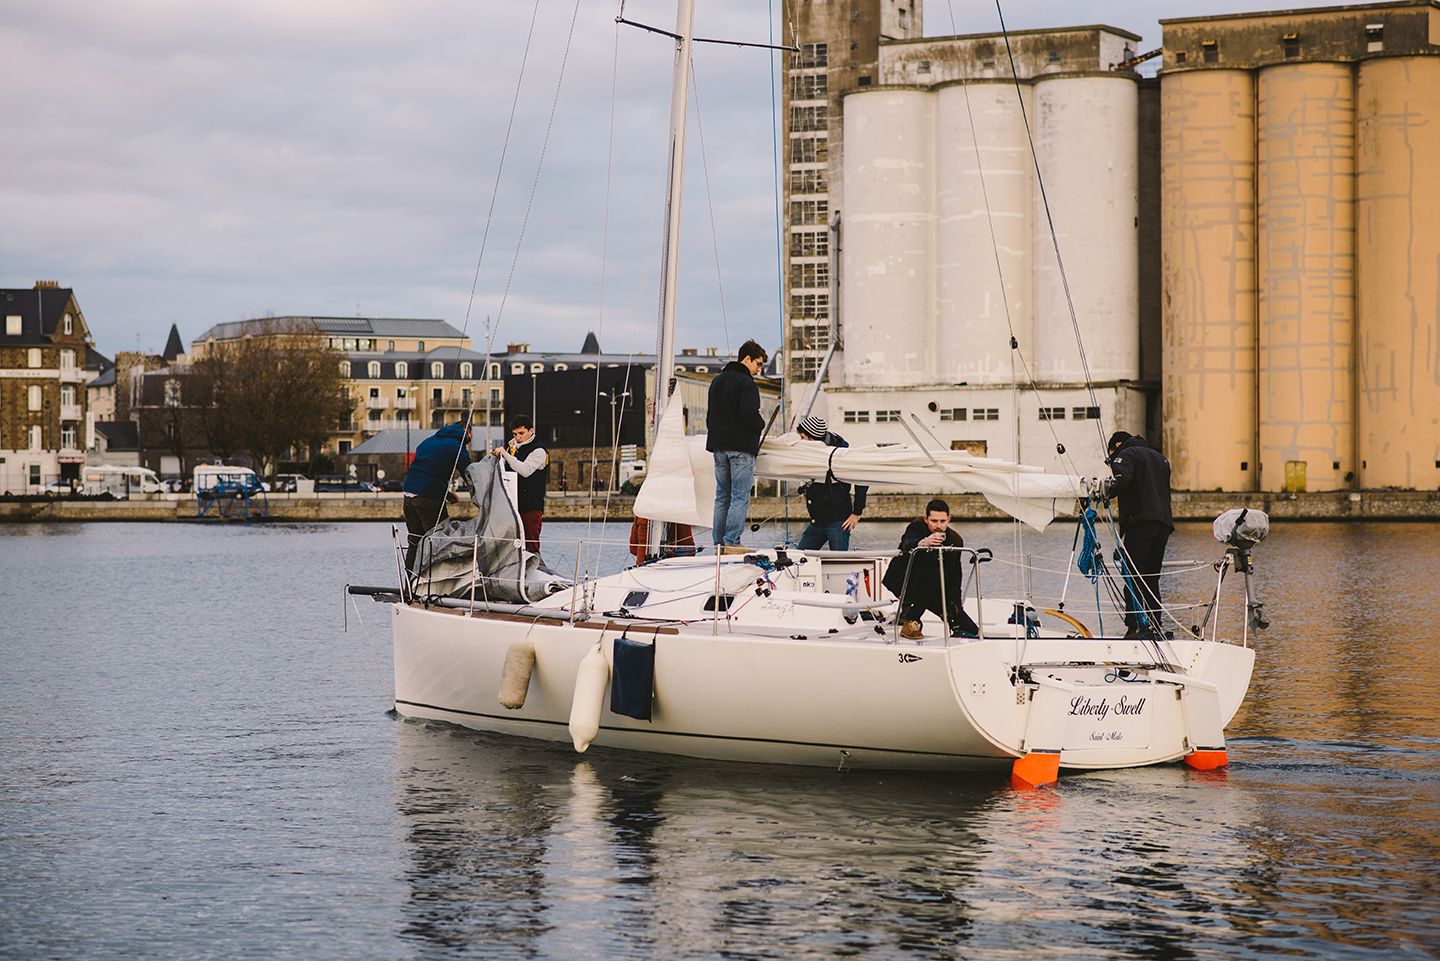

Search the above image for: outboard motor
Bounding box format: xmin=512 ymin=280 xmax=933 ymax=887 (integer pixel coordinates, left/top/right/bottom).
xmin=1196 ymin=508 xmax=1270 ymax=637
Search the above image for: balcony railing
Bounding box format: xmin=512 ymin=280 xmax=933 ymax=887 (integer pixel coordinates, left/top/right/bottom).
xmin=365 ymin=397 xmax=388 ymax=409
xmin=60 ymin=404 xmax=83 ymax=421
xmin=394 ymin=397 xmax=417 ymax=411
xmin=363 ymin=418 xmax=420 ymax=432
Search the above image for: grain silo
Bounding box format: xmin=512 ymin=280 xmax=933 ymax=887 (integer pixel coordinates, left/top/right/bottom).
xmin=1356 ymin=54 xmax=1440 ymax=489
xmin=1160 ymin=68 xmax=1258 ymax=492
xmin=1031 ymin=73 xmax=1141 ymax=384
xmin=840 ymin=87 xmax=936 ymax=387
xmin=933 ymin=80 xmax=1035 ymax=384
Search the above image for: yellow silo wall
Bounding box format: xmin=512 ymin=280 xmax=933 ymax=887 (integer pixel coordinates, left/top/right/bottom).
xmin=1257 ymin=62 xmax=1356 ymax=493
xmin=1160 ymin=69 xmax=1257 ymax=491
xmin=1356 ymin=55 xmax=1440 ymax=490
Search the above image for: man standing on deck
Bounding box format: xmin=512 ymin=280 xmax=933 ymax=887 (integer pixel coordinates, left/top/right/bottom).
xmin=1103 ymin=431 xmax=1175 ymax=639
xmin=795 ymin=415 xmax=867 ymax=551
xmin=706 ymin=339 xmax=768 ymax=554
xmin=493 ymin=414 xmax=548 ymax=554
xmin=402 ymin=420 xmax=473 ymax=573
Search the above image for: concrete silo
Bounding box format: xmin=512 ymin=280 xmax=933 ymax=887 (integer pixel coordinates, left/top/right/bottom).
xmin=933 ymin=80 xmax=1034 ymax=384
xmin=1256 ymin=62 xmax=1356 ymax=492
xmin=1356 ymin=54 xmax=1440 ymax=489
xmin=1030 ymin=73 xmax=1140 ymax=384
xmin=841 ymin=87 xmax=936 ymax=387
xmin=1160 ymin=68 xmax=1258 ymax=492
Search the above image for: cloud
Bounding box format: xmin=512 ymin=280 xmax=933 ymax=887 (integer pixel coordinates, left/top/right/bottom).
xmin=1 ymin=0 xmax=1346 ymax=359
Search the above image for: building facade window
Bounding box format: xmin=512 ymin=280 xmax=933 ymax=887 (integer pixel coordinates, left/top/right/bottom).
xmin=790 ymin=292 xmax=830 ymax=319
xmin=1072 ymin=406 xmax=1101 ymax=420
xmin=29 ymin=425 xmax=43 ymax=450
xmin=368 ymin=361 xmax=381 ymax=378
xmin=28 ymin=385 xmax=43 ymax=411
xmin=876 ymin=410 xmax=901 ymax=423
xmin=511 ymin=362 xmax=525 ymax=375
xmin=61 ymin=426 xmax=76 ymax=448
xmin=395 ymin=361 xmax=409 ymax=379
xmin=530 ymin=363 xmax=544 ymax=373
xmin=338 ymin=440 xmax=352 ymax=454
xmin=340 ymin=360 xmax=351 ymax=377
xmin=789 ymin=355 xmax=823 ymax=380
xmin=27 ymin=348 xmax=41 ymax=368
xmin=974 ymin=408 xmax=1000 ymax=421
xmin=789 ymin=324 xmax=831 ymax=352
xmin=788 ymin=168 xmax=827 ymax=194
xmin=792 ymin=42 xmax=828 ymax=68
xmin=417 ymin=341 xmax=425 ymax=352
xmin=61 ymin=385 xmax=76 ymax=406
xmin=790 ymin=105 xmax=828 ymax=133
xmin=1038 ymin=407 xmax=1066 ymax=420
xmin=842 ymin=410 xmax=870 ymax=423
xmin=790 ymin=199 xmax=828 ymax=225
xmin=63 ymin=313 xmax=73 ymax=334
xmin=29 ymin=463 xmax=42 ymax=485
xmin=791 ymin=136 xmax=828 ymax=164
xmin=60 ymin=349 xmax=75 ymax=370
xmin=431 ymin=362 xmax=443 ymax=378
xmin=554 ymin=363 xmax=568 ymax=372
xmin=790 ymin=73 xmax=828 ymax=100
xmin=789 ymin=230 xmax=829 ymax=259
xmin=5 ymin=315 xmax=20 ymax=335
xmin=789 ymin=262 xmax=829 ymax=289
xmin=939 ymin=408 xmax=966 ymax=422
xmin=460 ymin=362 xmax=473 ymax=379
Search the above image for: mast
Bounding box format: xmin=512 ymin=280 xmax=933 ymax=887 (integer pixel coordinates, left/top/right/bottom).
xmin=648 ymin=0 xmax=695 ymax=557
xmin=651 ymin=0 xmax=694 ymax=439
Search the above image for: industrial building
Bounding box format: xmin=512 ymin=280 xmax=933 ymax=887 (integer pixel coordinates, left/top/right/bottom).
xmin=781 ymin=0 xmax=1438 ymax=490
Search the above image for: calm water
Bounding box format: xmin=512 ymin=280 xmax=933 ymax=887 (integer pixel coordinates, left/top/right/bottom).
xmin=2 ymin=518 xmax=1437 ymax=960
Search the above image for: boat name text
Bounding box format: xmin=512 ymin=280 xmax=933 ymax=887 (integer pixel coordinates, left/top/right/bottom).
xmin=1068 ymin=694 xmax=1147 ymax=721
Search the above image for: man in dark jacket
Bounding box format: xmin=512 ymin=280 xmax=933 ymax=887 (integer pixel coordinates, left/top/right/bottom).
xmin=1104 ymin=431 xmax=1175 ymax=638
xmin=881 ymin=499 xmax=979 ymax=640
xmin=402 ymin=420 xmax=473 ymax=572
xmin=706 ymin=339 xmax=768 ymax=552
xmin=795 ymin=415 xmax=867 ymax=551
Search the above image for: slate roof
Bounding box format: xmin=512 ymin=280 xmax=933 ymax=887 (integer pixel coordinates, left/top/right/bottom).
xmin=162 ymin=324 xmax=185 ymax=361
xmin=0 ymin=287 xmax=77 ymax=345
xmin=95 ymin=421 xmax=140 ymax=450
xmin=88 ymin=366 xmax=117 ymax=388
xmin=194 ymin=316 xmax=466 ymax=343
xmin=348 ymin=427 xmax=439 ymax=455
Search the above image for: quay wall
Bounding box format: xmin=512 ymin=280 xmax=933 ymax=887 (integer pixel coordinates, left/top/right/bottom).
xmin=2 ymin=490 xmax=1437 ymax=524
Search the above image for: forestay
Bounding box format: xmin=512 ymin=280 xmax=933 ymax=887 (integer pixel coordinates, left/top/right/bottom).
xmin=635 ymin=400 xmax=1083 ymax=532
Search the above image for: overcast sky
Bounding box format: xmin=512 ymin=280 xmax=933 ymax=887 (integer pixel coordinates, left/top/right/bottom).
xmin=3 ymin=0 xmax=1340 ymax=361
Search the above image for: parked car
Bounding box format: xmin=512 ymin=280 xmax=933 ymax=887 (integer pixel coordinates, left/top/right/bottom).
xmin=379 ymin=479 xmax=404 ymax=492
xmin=270 ymin=473 xmax=314 ymax=494
xmin=314 ymin=475 xmax=378 ymax=493
xmin=42 ymin=480 xmax=76 ymax=496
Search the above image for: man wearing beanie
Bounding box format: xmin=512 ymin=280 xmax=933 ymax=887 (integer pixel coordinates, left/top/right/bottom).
xmin=795 ymin=415 xmax=867 ymax=551
xmin=1103 ymin=430 xmax=1174 ymax=639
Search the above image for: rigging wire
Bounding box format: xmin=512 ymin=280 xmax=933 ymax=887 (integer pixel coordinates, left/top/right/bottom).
xmin=770 ymin=0 xmax=792 ymax=542
xmin=688 ymin=58 xmax=733 ymax=351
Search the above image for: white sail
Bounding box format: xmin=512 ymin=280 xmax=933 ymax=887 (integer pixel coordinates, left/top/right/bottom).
xmin=636 ymin=415 xmax=1083 ymax=532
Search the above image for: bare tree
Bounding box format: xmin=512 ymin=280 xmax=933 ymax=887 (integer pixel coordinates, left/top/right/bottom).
xmin=190 ymin=319 xmax=348 ymax=476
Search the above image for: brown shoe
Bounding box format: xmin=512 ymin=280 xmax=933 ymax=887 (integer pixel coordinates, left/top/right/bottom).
xmin=900 ymin=619 xmax=924 ymax=639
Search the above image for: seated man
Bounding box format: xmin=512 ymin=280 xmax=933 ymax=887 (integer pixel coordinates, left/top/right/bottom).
xmin=881 ymin=498 xmax=979 ymax=640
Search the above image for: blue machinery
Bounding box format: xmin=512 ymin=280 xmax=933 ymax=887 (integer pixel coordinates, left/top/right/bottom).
xmin=196 ymin=473 xmax=269 ymax=520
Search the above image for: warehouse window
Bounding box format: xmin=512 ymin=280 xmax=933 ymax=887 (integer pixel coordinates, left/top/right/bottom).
xmin=974 ymin=408 xmax=1000 ymax=421
xmin=843 ymin=410 xmax=870 ymax=424
xmin=1072 ymin=406 xmax=1101 ymax=420
xmin=1202 ymin=39 xmax=1218 ymax=63
xmin=1039 ymin=407 xmax=1066 ymax=421
xmin=1282 ymin=33 xmax=1299 ymax=58
xmin=939 ymin=408 xmax=966 ymax=422
xmin=876 ymin=410 xmax=900 ymax=423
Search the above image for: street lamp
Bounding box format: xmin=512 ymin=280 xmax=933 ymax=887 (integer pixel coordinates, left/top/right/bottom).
xmin=598 ymin=389 xmax=632 ymax=492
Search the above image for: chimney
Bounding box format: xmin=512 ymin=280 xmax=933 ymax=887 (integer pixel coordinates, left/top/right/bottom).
xmin=34 ymin=280 xmax=60 ymax=289
xmin=681 ymin=348 xmax=698 ymax=357
xmin=506 ymin=342 xmax=530 ymax=354
xmin=705 ymin=347 xmax=718 ymax=357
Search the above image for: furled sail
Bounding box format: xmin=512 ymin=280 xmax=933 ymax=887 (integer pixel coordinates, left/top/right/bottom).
xmin=634 ymin=400 xmax=1083 ymax=532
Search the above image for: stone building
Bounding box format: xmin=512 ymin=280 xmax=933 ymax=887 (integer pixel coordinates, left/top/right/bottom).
xmin=0 ymin=282 xmax=92 ymax=492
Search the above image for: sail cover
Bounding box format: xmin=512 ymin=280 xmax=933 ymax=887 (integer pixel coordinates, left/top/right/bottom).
xmin=412 ymin=457 xmax=571 ymax=601
xmin=635 ymin=401 xmax=1083 ymax=532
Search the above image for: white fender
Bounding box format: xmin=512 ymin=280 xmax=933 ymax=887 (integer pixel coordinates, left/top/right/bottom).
xmin=568 ymin=642 xmax=610 ymax=752
xmin=498 ymin=640 xmax=536 ymax=710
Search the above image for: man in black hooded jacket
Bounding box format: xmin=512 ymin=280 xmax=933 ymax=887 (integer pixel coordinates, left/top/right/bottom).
xmin=1104 ymin=431 xmax=1174 ymax=638
xmin=706 ymin=339 xmax=768 ymax=552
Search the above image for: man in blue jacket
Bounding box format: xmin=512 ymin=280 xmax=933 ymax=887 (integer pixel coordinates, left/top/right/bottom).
xmin=402 ymin=420 xmax=473 ymax=572
xmin=795 ymin=415 xmax=866 ymax=551
xmin=705 ymin=339 xmax=768 ymax=553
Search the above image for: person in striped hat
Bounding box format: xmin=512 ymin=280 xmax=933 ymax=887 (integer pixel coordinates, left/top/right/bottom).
xmin=795 ymin=415 xmax=867 ymax=551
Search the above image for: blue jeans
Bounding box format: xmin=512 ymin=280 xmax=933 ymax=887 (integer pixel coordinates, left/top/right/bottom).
xmin=712 ymin=451 xmax=756 ymax=546
xmin=798 ymin=520 xmax=849 ymax=551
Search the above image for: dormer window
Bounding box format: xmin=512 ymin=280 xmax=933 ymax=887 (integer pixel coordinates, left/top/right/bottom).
xmin=395 ymin=361 xmax=408 ymax=379
xmin=460 ymin=362 xmax=473 ymax=379
xmin=63 ymin=313 xmax=73 ymax=334
xmin=340 ymin=361 xmax=352 ymax=378
xmin=367 ymin=361 xmax=381 ymax=378
xmin=431 ymin=362 xmax=443 ymax=378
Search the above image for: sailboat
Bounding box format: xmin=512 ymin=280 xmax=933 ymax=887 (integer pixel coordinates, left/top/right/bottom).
xmin=364 ymin=0 xmax=1266 ymax=786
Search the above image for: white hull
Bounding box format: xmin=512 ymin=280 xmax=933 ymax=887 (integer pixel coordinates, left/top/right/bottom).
xmin=392 ymin=557 xmax=1254 ymax=774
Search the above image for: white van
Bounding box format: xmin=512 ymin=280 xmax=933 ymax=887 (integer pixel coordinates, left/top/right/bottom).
xmin=82 ymin=465 xmax=164 ymax=498
xmin=193 ymin=464 xmax=263 ymax=499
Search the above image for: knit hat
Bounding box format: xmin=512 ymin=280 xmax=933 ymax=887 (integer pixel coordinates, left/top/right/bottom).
xmin=797 ymin=415 xmax=828 ymax=439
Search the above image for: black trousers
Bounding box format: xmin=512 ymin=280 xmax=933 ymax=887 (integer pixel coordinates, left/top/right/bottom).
xmin=886 ymin=552 xmax=980 ymax=636
xmin=1121 ymin=521 xmax=1171 ymax=632
xmin=403 ymin=495 xmax=447 ymax=573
